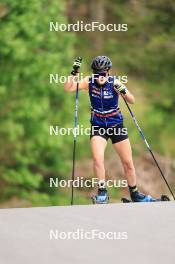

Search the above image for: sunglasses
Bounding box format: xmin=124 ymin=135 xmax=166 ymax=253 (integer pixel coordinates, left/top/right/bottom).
xmin=93 ymin=72 xmax=108 ymax=77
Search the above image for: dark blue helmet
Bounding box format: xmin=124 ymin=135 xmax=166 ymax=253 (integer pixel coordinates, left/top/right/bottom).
xmin=91 ymin=55 xmax=112 ymax=72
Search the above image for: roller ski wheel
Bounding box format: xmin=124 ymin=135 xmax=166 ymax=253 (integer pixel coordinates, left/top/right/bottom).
xmin=121 ymin=194 xmax=170 ymax=203
xmin=161 ymin=195 xmax=170 ymax=201
xmin=121 ymin=198 xmax=131 ymax=203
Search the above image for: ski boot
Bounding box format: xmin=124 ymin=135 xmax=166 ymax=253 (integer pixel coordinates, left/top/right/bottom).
xmin=122 ymin=191 xmax=170 ymax=203
xmin=92 ymin=188 xmax=109 ymax=204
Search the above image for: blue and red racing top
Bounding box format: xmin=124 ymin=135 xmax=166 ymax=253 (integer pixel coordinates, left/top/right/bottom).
xmin=89 ymin=76 xmax=124 ymax=127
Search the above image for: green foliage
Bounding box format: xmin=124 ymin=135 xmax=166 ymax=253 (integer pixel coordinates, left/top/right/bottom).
xmin=0 ymin=0 xmax=78 ymax=204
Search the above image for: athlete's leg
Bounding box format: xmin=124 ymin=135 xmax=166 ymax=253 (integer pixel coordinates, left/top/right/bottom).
xmin=113 ymin=138 xmax=136 ymax=187
xmin=90 ymin=136 xmax=107 ymax=181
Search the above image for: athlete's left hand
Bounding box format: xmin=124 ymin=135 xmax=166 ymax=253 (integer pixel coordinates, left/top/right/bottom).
xmin=114 ymin=79 xmax=127 ymax=95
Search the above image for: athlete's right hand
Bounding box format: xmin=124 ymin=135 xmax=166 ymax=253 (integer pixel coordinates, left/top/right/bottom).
xmin=71 ymin=57 xmax=82 ymax=76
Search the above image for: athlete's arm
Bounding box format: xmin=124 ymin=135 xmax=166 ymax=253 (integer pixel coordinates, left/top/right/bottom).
xmin=64 ymin=75 xmax=89 ymax=92
xmin=64 ymin=57 xmax=88 ymax=92
xmin=114 ymin=79 xmax=135 ymax=104
xmin=121 ymin=89 xmax=135 ymax=104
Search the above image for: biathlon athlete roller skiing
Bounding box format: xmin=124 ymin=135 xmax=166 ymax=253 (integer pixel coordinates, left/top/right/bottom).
xmin=64 ymin=55 xmax=174 ymax=204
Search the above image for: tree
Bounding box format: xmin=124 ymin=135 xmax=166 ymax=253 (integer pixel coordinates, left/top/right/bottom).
xmin=0 ymin=0 xmax=76 ymax=205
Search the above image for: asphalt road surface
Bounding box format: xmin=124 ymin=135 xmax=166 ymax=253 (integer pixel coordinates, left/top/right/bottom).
xmin=0 ymin=202 xmax=174 ymax=264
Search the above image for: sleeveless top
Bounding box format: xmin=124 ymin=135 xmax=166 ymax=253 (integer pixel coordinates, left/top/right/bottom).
xmin=89 ymin=76 xmax=123 ymax=127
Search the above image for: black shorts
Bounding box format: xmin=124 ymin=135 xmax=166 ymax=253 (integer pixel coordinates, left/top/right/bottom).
xmin=90 ymin=123 xmax=128 ymax=144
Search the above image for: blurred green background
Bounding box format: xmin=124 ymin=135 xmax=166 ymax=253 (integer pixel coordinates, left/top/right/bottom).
xmin=0 ymin=0 xmax=175 ymax=208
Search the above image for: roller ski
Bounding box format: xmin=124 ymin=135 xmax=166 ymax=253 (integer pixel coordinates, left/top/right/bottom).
xmin=122 ymin=191 xmax=170 ymax=203
xmin=92 ymin=188 xmax=109 ymax=204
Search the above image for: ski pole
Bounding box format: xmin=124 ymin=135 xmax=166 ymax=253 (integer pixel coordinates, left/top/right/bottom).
xmin=71 ymin=57 xmax=82 ymax=206
xmin=71 ymin=82 xmax=79 ymax=206
xmin=122 ymin=96 xmax=175 ymax=200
